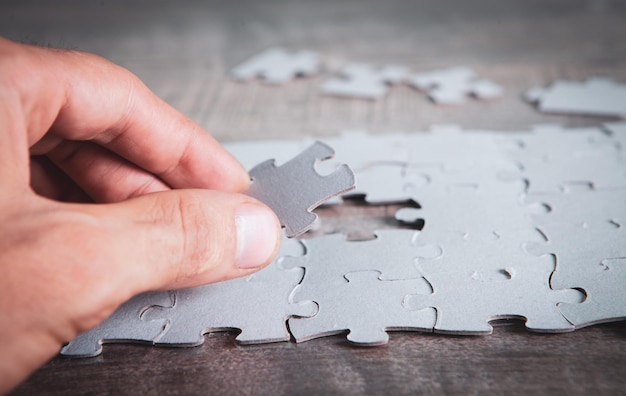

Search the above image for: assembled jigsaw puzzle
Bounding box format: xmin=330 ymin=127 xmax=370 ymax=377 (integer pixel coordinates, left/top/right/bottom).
xmin=62 ymin=121 xmax=626 ymax=356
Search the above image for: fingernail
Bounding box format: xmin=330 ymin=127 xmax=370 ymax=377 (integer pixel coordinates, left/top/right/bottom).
xmin=235 ymin=203 xmax=279 ymax=269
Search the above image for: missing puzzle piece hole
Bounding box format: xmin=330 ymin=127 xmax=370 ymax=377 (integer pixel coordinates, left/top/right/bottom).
xmin=303 ymin=196 xmax=423 ymax=241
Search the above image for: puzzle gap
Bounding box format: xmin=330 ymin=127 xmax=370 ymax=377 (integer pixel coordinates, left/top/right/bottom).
xmin=303 ymin=196 xmax=422 ymax=241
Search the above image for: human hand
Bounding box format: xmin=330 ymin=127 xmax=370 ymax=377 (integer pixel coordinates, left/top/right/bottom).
xmin=0 ymin=37 xmax=281 ymax=393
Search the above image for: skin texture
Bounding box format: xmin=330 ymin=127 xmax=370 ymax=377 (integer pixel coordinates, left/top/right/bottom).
xmin=0 ymin=37 xmax=282 ymax=393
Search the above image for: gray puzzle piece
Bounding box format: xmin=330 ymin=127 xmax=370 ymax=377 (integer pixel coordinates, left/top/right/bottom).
xmin=525 ymin=185 xmax=626 ymax=226
xmin=289 ymin=270 xmax=435 ymax=345
xmin=526 ymin=220 xmax=626 ymax=292
xmin=559 ymin=258 xmax=626 ymax=328
xmin=143 ymin=237 xmax=317 ymax=346
xmin=402 ymin=125 xmax=516 ymax=172
xmin=526 ymin=220 xmax=626 ymax=328
xmin=405 ymin=256 xmax=584 ymax=334
xmin=499 ymin=125 xmax=626 ymax=192
xmin=409 ymin=229 xmax=548 ymax=280
xmin=282 ymin=229 xmax=442 ymax=284
xmin=60 ymin=291 xmax=173 ymax=357
xmin=410 ymin=66 xmax=503 ymax=104
xmin=231 ymin=47 xmax=320 ymax=84
xmin=346 ymin=163 xmax=429 ymax=204
xmin=245 ymin=141 xmax=356 ymax=237
xmin=321 ymin=63 xmax=410 ymax=100
xmin=395 ymin=164 xmax=546 ymax=241
xmin=604 ymin=122 xmax=626 ymax=152
xmin=525 ymin=77 xmax=626 ymax=118
xmin=501 ymin=124 xmax=617 ymax=161
xmin=316 ymin=129 xmax=413 ymax=172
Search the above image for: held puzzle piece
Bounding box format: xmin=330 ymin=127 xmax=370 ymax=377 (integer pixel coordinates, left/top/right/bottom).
xmin=231 ymin=47 xmax=321 ymax=84
xmin=245 ymin=141 xmax=356 ymax=237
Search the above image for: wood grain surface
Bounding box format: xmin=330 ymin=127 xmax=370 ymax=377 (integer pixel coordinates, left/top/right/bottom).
xmin=2 ymin=0 xmax=626 ymax=394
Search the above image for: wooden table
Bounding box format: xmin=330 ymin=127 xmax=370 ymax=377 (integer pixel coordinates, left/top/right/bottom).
xmin=3 ymin=1 xmax=626 ymax=394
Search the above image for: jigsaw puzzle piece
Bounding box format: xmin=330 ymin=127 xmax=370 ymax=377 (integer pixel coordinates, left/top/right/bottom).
xmin=410 ymin=66 xmax=502 ymax=104
xmin=60 ymin=291 xmax=173 ymax=357
xmin=409 ymin=229 xmax=548 ymax=278
xmin=410 ymin=66 xmax=475 ymax=91
xmin=525 ymin=185 xmax=626 ymax=226
xmin=288 ymin=271 xmax=436 ymax=345
xmin=604 ymin=122 xmax=626 ymax=153
xmin=231 ymin=47 xmax=320 ymax=84
xmin=469 ymin=79 xmax=504 ymax=100
xmin=316 ymin=129 xmax=413 ymax=171
xmin=501 ymin=151 xmax=626 ymax=193
xmin=402 ymin=125 xmax=516 ymax=173
xmin=282 ymin=229 xmax=442 ymax=286
xmin=345 ymin=163 xmax=428 ymax=204
xmin=500 ymin=124 xmax=617 ymax=161
xmin=525 ymin=77 xmax=626 ymax=118
xmin=559 ymin=258 xmax=626 ymax=328
xmin=525 ymin=221 xmax=626 ymax=292
xmin=395 ymin=164 xmax=546 ymax=239
xmin=144 ymin=237 xmax=316 ymax=346
xmin=245 ymin=141 xmax=356 ymax=237
xmin=321 ymin=63 xmax=409 ymax=100
xmin=405 ymin=257 xmax=584 ymax=334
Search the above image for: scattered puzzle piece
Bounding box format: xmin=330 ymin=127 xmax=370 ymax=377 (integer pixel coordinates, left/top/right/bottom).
xmin=245 ymin=141 xmax=356 ymax=237
xmin=525 ymin=77 xmax=626 ymax=118
xmin=321 ymin=63 xmax=410 ymax=100
xmin=409 ymin=66 xmax=503 ymax=105
xmin=604 ymin=122 xmax=626 ymax=153
xmin=289 ymin=271 xmax=435 ymax=345
xmin=231 ymin=47 xmax=320 ymax=84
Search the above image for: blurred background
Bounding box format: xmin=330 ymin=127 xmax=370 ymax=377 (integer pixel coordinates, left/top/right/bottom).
xmin=1 ymin=0 xmax=625 ymax=141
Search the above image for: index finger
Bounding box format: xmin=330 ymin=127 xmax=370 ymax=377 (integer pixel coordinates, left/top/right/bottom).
xmin=2 ymin=37 xmax=249 ymax=192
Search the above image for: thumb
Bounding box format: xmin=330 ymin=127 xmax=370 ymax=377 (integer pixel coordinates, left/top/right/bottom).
xmin=85 ymin=189 xmax=282 ymax=293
